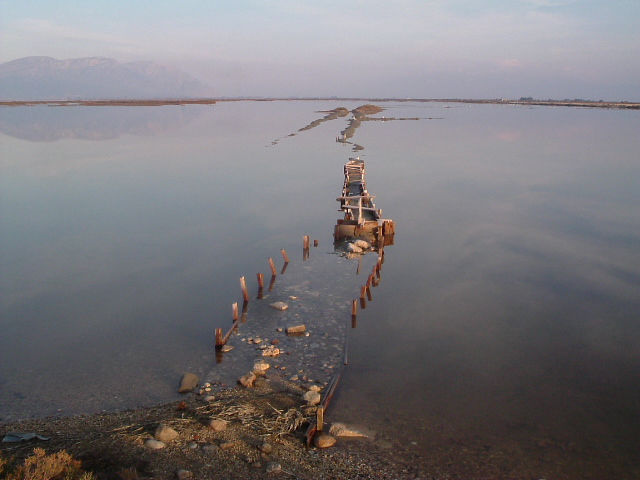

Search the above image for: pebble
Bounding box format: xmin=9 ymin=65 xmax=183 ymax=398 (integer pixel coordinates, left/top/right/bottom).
xmin=271 ymin=339 xmax=280 ymax=345
xmin=261 ymin=346 xmax=280 ymax=357
xmin=270 ymin=302 xmax=288 ymax=311
xmin=176 ymin=470 xmax=193 ymax=480
xmin=302 ymin=390 xmax=321 ymax=406
xmin=259 ymin=442 xmax=273 ymax=454
xmin=329 ymin=422 xmax=375 ymax=438
xmin=203 ymin=395 xmax=215 ymax=402
xmin=220 ymin=345 xmax=234 ymax=353
xmin=253 ymin=360 xmax=271 ymax=372
xmin=154 ymin=424 xmax=178 ymax=442
xmin=238 ymin=372 xmax=257 ymax=387
xmin=220 ymin=441 xmax=236 ymax=451
xmin=208 ymin=419 xmax=228 ymax=432
xmin=286 ymin=324 xmax=306 ymax=335
xmin=313 ymin=433 xmax=337 ymax=449
xmin=178 ymin=372 xmax=199 ymax=393
xmin=265 ymin=462 xmax=282 ymax=473
xmin=202 ymin=444 xmax=219 ymax=455
xmin=144 ymin=439 xmax=166 ymax=450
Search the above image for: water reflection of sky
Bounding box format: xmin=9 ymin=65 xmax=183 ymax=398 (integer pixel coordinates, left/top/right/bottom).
xmin=1 ymin=101 xmax=639 ymax=474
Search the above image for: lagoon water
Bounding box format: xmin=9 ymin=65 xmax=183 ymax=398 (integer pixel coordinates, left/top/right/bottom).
xmin=1 ymin=101 xmax=639 ymax=476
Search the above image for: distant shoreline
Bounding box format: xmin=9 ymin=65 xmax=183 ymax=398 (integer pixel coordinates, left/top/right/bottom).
xmin=1 ymin=98 xmax=639 ymax=109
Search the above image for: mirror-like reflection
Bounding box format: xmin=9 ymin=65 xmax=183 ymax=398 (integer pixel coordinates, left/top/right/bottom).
xmin=1 ymin=101 xmax=639 ymax=477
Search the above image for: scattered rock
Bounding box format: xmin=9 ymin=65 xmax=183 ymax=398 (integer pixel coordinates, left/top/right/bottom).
xmin=238 ymin=372 xmax=257 ymax=388
xmin=266 ymin=462 xmax=282 ymax=473
xmin=262 ymin=346 xmax=280 ymax=357
xmin=354 ymin=239 xmax=371 ymax=250
xmin=302 ymin=390 xmax=321 ymax=406
xmin=202 ymin=444 xmax=219 ymax=455
xmin=220 ymin=441 xmax=236 ymax=451
xmin=270 ymin=302 xmax=288 ymax=311
xmin=347 ymin=243 xmax=363 ymax=253
xmin=203 ymin=395 xmax=215 ymax=402
xmin=259 ymin=442 xmax=273 ymax=454
xmin=329 ymin=422 xmax=375 ymax=438
xmin=254 ymin=377 xmax=268 ymax=389
xmin=308 ymin=385 xmax=322 ymax=392
xmin=177 ymin=469 xmax=193 ymax=480
xmin=154 ymin=424 xmax=178 ymax=442
xmin=208 ymin=419 xmax=228 ymax=432
xmin=144 ymin=439 xmax=166 ymax=450
xmin=271 ymin=339 xmax=280 ymax=345
xmin=178 ymin=372 xmax=199 ymax=393
xmin=314 ymin=433 xmax=337 ymax=449
xmin=253 ymin=360 xmax=271 ymax=373
xmin=286 ymin=325 xmax=306 ymax=335
xmin=220 ymin=345 xmax=234 ymax=353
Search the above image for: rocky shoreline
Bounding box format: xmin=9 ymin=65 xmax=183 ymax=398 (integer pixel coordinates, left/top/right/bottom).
xmin=1 ymin=377 xmax=422 ymax=480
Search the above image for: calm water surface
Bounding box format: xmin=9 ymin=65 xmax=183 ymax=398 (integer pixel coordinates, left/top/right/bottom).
xmin=1 ymin=101 xmax=639 ymax=476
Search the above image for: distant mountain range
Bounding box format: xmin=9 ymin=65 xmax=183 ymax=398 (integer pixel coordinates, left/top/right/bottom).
xmin=0 ymin=56 xmax=214 ymax=100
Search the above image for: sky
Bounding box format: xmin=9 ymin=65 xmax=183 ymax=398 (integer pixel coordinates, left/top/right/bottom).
xmin=1 ymin=0 xmax=639 ymax=100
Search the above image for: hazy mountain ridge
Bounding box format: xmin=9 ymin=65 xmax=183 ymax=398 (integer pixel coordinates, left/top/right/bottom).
xmin=0 ymin=56 xmax=214 ymax=100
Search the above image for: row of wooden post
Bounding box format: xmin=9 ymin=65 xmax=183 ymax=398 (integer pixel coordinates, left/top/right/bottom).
xmin=215 ymin=236 xmax=317 ymax=349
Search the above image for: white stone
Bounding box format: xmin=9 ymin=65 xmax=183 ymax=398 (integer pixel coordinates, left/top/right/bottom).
xmin=270 ymin=302 xmax=289 ymax=311
xmin=354 ymin=239 xmax=371 ymax=249
xmin=302 ymin=390 xmax=321 ymax=406
xmin=262 ymin=346 xmax=280 ymax=357
xmin=329 ymin=422 xmax=375 ymax=438
xmin=347 ymin=243 xmax=363 ymax=253
xmin=253 ymin=360 xmax=271 ymax=372
xmin=144 ymin=439 xmax=166 ymax=449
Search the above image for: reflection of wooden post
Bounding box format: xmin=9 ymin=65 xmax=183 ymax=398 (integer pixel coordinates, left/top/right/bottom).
xmin=241 ymin=300 xmax=248 ymax=323
xmin=215 ymin=328 xmax=223 ymax=347
xmin=257 ymin=273 xmax=264 ymax=299
xmin=366 ymin=283 xmax=373 ymax=301
xmin=360 ymin=285 xmax=367 ymax=309
xmin=240 ymin=277 xmax=249 ymax=302
xmin=268 ymin=274 xmax=277 ymax=292
xmin=281 ymin=249 xmax=290 ymax=263
xmin=351 ymin=299 xmax=357 ymax=328
xmin=268 ymin=258 xmax=277 ymax=276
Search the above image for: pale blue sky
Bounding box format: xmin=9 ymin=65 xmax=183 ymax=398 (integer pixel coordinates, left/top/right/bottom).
xmin=2 ymin=0 xmax=639 ymax=99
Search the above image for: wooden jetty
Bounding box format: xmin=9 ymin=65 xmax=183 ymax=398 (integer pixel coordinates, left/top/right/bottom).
xmin=334 ymin=158 xmax=395 ymax=246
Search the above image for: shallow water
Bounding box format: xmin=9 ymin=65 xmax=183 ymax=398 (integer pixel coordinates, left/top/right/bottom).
xmin=1 ymin=101 xmax=639 ymax=476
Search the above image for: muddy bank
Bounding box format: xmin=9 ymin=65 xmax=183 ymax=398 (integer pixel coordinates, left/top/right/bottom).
xmin=1 ymin=381 xmax=423 ymax=480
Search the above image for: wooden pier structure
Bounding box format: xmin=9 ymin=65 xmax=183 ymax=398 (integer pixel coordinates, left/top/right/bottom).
xmin=334 ymin=158 xmax=395 ymax=246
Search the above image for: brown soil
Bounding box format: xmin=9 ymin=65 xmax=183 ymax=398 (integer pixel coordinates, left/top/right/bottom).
xmin=1 ymin=378 xmax=420 ymax=480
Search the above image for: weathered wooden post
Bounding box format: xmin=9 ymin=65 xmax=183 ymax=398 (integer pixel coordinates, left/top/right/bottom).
xmin=240 ymin=277 xmax=249 ymax=303
xmin=268 ymin=258 xmax=277 ymax=276
xmin=313 ymin=239 xmax=319 ymax=247
xmin=281 ymin=249 xmax=290 ymax=263
xmin=232 ymin=302 xmax=239 ymax=322
xmin=215 ymin=328 xmax=224 ymax=347
xmin=316 ymin=406 xmax=324 ymax=432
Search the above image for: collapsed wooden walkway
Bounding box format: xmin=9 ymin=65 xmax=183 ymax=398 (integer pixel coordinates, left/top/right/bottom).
xmin=335 ymin=158 xmax=395 ymax=246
